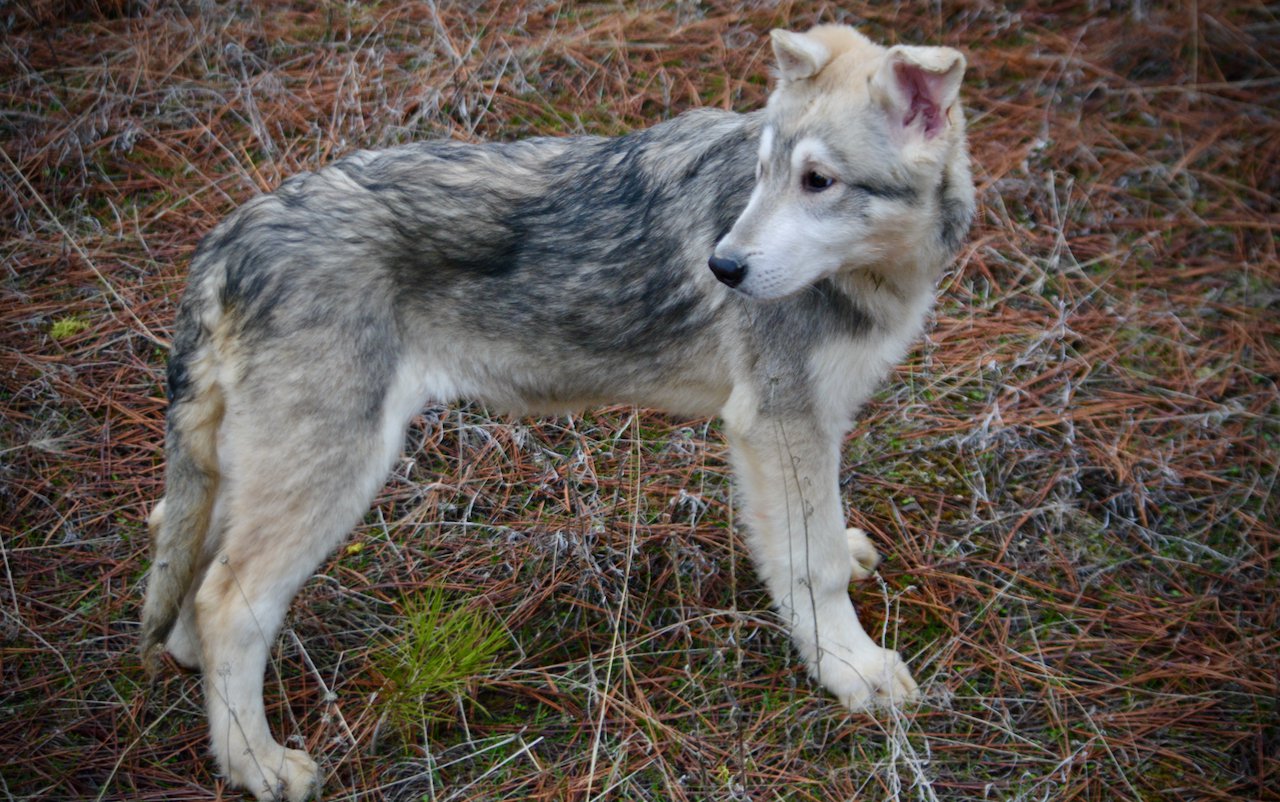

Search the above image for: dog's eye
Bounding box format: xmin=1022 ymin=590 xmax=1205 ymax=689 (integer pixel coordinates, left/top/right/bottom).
xmin=802 ymin=170 xmax=835 ymax=192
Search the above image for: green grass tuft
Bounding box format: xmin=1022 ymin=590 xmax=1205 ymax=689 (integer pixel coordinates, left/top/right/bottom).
xmin=372 ymin=586 xmax=509 ymax=740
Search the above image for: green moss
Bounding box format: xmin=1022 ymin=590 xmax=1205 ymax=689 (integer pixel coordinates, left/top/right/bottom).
xmin=49 ymin=316 xmax=90 ymax=341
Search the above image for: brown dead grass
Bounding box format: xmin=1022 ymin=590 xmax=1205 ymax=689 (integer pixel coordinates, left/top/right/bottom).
xmin=2 ymin=1 xmax=1277 ymax=800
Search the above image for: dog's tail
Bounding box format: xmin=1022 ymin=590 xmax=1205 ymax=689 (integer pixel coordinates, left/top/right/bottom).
xmin=139 ymin=277 xmax=226 ymax=676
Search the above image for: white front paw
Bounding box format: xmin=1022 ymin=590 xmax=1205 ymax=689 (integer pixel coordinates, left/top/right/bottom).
xmin=815 ymin=645 xmax=919 ymax=711
xmin=845 ymin=527 xmax=882 ymax=580
xmin=229 ymin=746 xmax=320 ymax=802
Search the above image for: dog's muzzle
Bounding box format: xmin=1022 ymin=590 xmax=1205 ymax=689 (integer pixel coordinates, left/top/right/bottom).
xmin=708 ymin=255 xmax=747 ymax=288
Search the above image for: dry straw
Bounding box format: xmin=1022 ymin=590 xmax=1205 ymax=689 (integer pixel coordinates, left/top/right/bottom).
xmin=2 ymin=1 xmax=1276 ymax=800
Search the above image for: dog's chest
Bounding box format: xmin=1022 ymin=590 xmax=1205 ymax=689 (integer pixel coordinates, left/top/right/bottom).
xmin=809 ymin=305 xmax=931 ymax=430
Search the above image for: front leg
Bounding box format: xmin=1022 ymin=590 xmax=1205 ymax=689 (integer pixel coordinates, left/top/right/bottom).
xmin=723 ymin=411 xmax=918 ymax=710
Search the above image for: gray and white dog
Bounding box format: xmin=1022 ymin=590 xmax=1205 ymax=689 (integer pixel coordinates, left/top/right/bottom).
xmin=141 ymin=25 xmax=974 ymax=801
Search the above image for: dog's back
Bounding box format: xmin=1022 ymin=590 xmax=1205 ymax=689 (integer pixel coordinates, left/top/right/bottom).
xmin=140 ymin=107 xmax=769 ymax=726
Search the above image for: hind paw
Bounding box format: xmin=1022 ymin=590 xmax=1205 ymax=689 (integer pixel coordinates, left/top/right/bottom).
xmin=164 ymin=622 xmax=201 ymax=671
xmin=231 ymin=746 xmax=319 ymax=802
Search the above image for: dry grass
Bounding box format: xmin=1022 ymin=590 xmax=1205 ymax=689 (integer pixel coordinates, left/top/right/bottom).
xmin=2 ymin=1 xmax=1277 ymax=800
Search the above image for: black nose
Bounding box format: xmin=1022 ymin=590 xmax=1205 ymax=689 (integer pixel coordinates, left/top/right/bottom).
xmin=708 ymin=255 xmax=747 ymax=288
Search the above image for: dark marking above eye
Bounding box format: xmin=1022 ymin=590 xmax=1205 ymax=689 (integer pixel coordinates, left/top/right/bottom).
xmin=851 ymin=180 xmax=918 ymax=202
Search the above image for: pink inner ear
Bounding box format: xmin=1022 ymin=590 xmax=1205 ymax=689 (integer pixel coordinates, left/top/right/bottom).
xmin=895 ymin=62 xmax=948 ymax=139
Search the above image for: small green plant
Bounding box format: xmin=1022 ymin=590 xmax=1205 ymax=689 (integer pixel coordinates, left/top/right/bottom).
xmin=373 ymin=587 xmax=509 ymax=740
xmin=49 ymin=316 xmax=89 ymax=341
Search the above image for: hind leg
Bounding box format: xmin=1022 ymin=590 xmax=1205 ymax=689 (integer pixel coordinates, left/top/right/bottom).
xmin=196 ymin=390 xmax=411 ymax=801
xmin=144 ymin=498 xmax=205 ymax=671
xmin=165 ymin=590 xmax=203 ymax=670
xmin=198 ymin=543 xmax=323 ymax=802
xmin=165 ymin=498 xmax=225 ymax=671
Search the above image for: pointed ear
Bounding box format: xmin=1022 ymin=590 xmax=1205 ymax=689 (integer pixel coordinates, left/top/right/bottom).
xmin=872 ymin=45 xmax=966 ymax=140
xmin=770 ymin=29 xmax=832 ymax=81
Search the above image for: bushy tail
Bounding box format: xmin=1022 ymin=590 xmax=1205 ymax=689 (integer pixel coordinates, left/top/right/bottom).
xmin=139 ymin=317 xmax=224 ymax=675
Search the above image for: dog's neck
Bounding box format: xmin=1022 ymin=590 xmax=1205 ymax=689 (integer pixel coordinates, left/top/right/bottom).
xmin=838 ymin=256 xmax=941 ymax=309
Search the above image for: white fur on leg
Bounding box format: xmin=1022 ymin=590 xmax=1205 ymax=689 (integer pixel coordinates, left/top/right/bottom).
xmin=790 ymin=584 xmax=920 ymax=711
xmin=204 ymin=632 xmax=321 ymax=802
xmin=845 ymin=527 xmax=881 ymax=580
xmin=722 ymin=413 xmax=918 ymax=713
xmin=198 ymin=563 xmax=321 ymax=802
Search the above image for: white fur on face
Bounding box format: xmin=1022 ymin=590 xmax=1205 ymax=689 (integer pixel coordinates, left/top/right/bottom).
xmin=755 ymin=124 xmax=776 ymax=181
xmin=713 ymin=31 xmax=971 ymax=302
xmin=721 ymin=135 xmax=887 ymax=299
xmin=791 ymin=136 xmax=836 ymax=175
xmin=758 ymin=125 xmax=776 ymax=162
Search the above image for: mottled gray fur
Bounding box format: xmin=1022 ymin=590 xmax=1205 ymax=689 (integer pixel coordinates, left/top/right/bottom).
xmin=141 ymin=25 xmax=974 ymax=802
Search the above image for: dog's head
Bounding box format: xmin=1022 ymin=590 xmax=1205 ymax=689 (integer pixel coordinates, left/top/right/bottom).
xmin=710 ymin=26 xmax=975 ymax=299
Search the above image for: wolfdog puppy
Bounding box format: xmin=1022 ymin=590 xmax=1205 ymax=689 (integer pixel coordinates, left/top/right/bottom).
xmin=140 ymin=24 xmax=974 ymax=801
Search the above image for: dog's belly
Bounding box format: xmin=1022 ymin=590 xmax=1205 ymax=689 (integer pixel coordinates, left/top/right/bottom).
xmin=399 ymin=335 xmax=735 ymax=420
